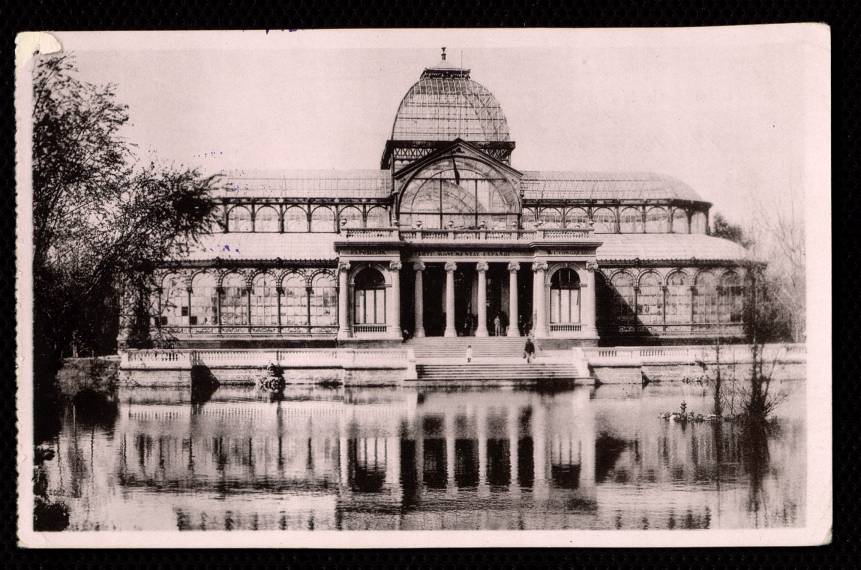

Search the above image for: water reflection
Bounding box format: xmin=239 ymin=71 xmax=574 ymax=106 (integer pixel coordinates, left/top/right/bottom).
xmin=38 ymin=381 xmax=805 ymax=531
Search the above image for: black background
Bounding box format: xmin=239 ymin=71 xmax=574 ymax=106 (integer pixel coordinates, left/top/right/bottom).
xmin=1 ymin=0 xmax=854 ymax=566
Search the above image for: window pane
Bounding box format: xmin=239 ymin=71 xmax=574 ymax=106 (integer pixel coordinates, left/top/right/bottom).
xmin=284 ymin=207 xmax=308 ymax=232
xmin=221 ymin=273 xmax=248 ymax=326
xmin=280 ymin=274 xmax=308 ymax=327
xmin=311 ymin=207 xmax=335 ymax=232
xmin=645 ymin=207 xmax=669 ymax=233
xmin=593 ymin=208 xmax=616 ymax=234
xmin=251 ymin=273 xmax=278 ymax=326
xmin=160 ymin=274 xmax=187 ymax=326
xmin=310 ymin=273 xmax=337 ymax=327
xmin=228 ymin=206 xmax=253 ymax=232
xmin=637 ymin=273 xmax=663 ymax=327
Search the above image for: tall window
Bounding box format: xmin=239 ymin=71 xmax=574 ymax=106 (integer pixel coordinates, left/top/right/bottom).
xmin=398 ymin=156 xmax=519 ymax=230
xmin=339 ymin=206 xmax=363 ymax=229
xmin=311 ymin=206 xmax=335 ymax=232
xmin=549 ymin=268 xmax=581 ymax=324
xmin=310 ymin=273 xmax=337 ymax=327
xmin=671 ymin=209 xmax=689 ymax=233
xmin=645 ymin=207 xmax=669 ymax=233
xmin=521 ymin=208 xmax=538 ymax=230
xmin=719 ymin=271 xmax=744 ymax=324
xmin=190 ymin=272 xmax=218 ymax=326
xmin=251 ymin=273 xmax=278 ymax=326
xmin=366 ymin=207 xmax=388 ymax=228
xmin=693 ymin=271 xmax=718 ymax=327
xmin=160 ymin=274 xmax=187 ymax=326
xmin=354 ymin=268 xmax=386 ymax=325
xmin=280 ymin=273 xmax=308 ymax=328
xmin=637 ymin=272 xmax=663 ymax=328
xmin=665 ymin=271 xmax=691 ymax=331
xmin=592 ymin=208 xmax=616 ymax=234
xmin=228 ymin=206 xmax=253 ymax=232
xmin=619 ymin=207 xmax=644 ymax=233
xmin=610 ymin=272 xmax=636 ymax=326
xmin=691 ymin=211 xmax=707 ymax=234
xmin=254 ymin=206 xmax=280 ymax=233
xmin=221 ymin=273 xmax=248 ymax=326
xmin=284 ymin=206 xmax=308 ymax=232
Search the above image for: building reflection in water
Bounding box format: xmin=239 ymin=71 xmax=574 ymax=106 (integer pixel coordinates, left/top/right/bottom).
xmin=41 ymin=381 xmax=805 ymax=531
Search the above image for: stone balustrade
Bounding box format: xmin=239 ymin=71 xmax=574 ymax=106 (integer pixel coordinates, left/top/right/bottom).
xmin=581 ymin=343 xmax=806 ymax=367
xmin=342 ymin=227 xmax=595 ymax=242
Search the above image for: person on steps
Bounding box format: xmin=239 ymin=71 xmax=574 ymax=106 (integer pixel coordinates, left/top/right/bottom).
xmin=524 ymin=336 xmax=536 ymax=364
xmin=466 ymin=344 xmax=473 ymax=363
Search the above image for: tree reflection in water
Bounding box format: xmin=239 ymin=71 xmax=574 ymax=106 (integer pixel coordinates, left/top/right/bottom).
xmin=34 ymin=381 xmax=805 ymax=531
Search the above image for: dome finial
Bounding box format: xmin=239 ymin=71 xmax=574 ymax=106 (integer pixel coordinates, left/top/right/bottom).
xmin=441 ymin=46 xmax=446 ymax=61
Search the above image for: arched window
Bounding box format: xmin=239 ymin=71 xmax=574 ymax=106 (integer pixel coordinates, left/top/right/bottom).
xmin=354 ymin=268 xmax=386 ymax=325
xmin=254 ymin=206 xmax=280 ymax=233
xmin=719 ymin=271 xmax=744 ymax=324
xmin=280 ymin=273 xmax=308 ymax=329
xmin=592 ymin=208 xmax=617 ymax=234
xmin=250 ymin=273 xmax=278 ymax=326
xmin=691 ymin=211 xmax=708 ymax=234
xmin=339 ymin=206 xmax=363 ymax=229
xmin=645 ymin=207 xmax=669 ymax=233
xmin=637 ymin=272 xmax=663 ymax=328
xmin=538 ymin=208 xmax=563 ymax=228
xmin=227 ymin=206 xmax=253 ymax=233
xmin=284 ymin=206 xmax=308 ymax=232
xmin=159 ymin=274 xmax=187 ymax=326
xmin=610 ymin=272 xmax=636 ymax=327
xmin=672 ymin=209 xmax=689 ymax=234
xmin=310 ymin=273 xmax=337 ymax=327
xmin=565 ymin=208 xmax=589 ymax=228
xmin=550 ymin=268 xmax=581 ymax=324
xmin=311 ymin=206 xmax=335 ymax=232
xmin=693 ymin=271 xmax=718 ymax=328
xmin=398 ymin=156 xmax=519 ymax=230
xmin=221 ymin=273 xmax=248 ymax=326
xmin=190 ymin=273 xmax=218 ymax=326
xmin=366 ymin=207 xmax=388 ymax=228
xmin=665 ymin=271 xmax=691 ymax=332
xmin=619 ymin=207 xmax=644 ymax=233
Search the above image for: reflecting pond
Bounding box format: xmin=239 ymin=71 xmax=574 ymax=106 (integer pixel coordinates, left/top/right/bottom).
xmin=36 ymin=380 xmax=805 ymax=531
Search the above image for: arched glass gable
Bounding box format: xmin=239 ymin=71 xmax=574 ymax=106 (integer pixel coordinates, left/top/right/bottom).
xmin=398 ymin=156 xmax=520 ymax=229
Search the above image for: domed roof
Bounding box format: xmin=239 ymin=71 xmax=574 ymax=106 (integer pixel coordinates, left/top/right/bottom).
xmin=390 ymin=53 xmax=511 ymax=143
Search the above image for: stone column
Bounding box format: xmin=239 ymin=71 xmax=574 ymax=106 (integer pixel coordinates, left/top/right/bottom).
xmin=388 ymin=260 xmax=402 ymax=339
xmin=444 ymin=261 xmax=457 ymax=337
xmin=475 ymin=261 xmax=489 ymax=337
xmin=507 ymin=261 xmax=520 ymax=337
xmin=337 ymin=261 xmax=351 ymax=339
xmin=532 ymin=261 xmax=548 ymax=338
xmin=413 ymin=262 xmax=426 ymax=338
xmin=580 ymin=260 xmax=599 ymax=337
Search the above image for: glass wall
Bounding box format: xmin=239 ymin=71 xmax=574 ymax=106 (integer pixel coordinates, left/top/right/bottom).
xmin=310 ymin=273 xmax=338 ymax=327
xmin=189 ymin=273 xmax=218 ymax=326
xmin=637 ymin=272 xmax=663 ymax=328
xmin=671 ymin=209 xmax=689 ymax=233
xmin=228 ymin=206 xmax=253 ymax=233
xmin=366 ymin=207 xmax=389 ymax=228
xmin=566 ymin=207 xmax=589 ymax=227
xmin=645 ymin=207 xmax=669 ymax=233
xmin=619 ymin=207 xmax=643 ymax=233
xmin=280 ymin=273 xmax=307 ymax=328
xmin=339 ymin=206 xmax=363 ymax=229
xmin=284 ymin=207 xmax=308 ymax=232
xmin=221 ymin=273 xmax=248 ymax=326
xmin=665 ymin=271 xmax=691 ymax=331
xmin=311 ymin=206 xmax=336 ymax=232
xmin=610 ymin=272 xmax=636 ymax=327
xmin=693 ymin=271 xmax=718 ymax=327
xmin=254 ymin=206 xmax=280 ymax=232
xmin=250 ymin=273 xmax=279 ymax=326
xmin=691 ymin=211 xmax=708 ymax=234
xmin=592 ymin=208 xmax=616 ymax=234
xmin=719 ymin=271 xmax=745 ymax=324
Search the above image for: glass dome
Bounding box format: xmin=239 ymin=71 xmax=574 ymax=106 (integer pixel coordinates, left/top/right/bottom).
xmin=390 ymin=63 xmax=511 ymax=143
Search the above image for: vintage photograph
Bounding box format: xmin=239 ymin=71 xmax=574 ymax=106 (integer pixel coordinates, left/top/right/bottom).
xmin=16 ymin=27 xmax=830 ymax=547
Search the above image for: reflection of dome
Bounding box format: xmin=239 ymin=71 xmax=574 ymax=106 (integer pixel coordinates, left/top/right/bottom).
xmin=390 ymin=54 xmax=510 ymax=143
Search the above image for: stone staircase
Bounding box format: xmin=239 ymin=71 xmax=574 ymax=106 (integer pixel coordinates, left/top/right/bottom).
xmin=406 ymin=337 xmax=590 ymax=383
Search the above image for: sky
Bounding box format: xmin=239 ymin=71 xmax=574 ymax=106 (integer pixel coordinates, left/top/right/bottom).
xmin=53 ymin=27 xmax=827 ymax=227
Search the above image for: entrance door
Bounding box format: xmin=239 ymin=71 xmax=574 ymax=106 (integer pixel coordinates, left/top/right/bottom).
xmin=423 ymin=266 xmax=445 ymax=337
xmin=453 ymin=266 xmax=474 ymax=336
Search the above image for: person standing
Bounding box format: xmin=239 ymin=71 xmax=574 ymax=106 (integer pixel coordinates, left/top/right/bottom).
xmin=523 ymin=336 xmax=536 ymax=364
xmin=493 ymin=314 xmax=502 ymax=336
xmin=466 ymin=344 xmax=473 ymax=363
